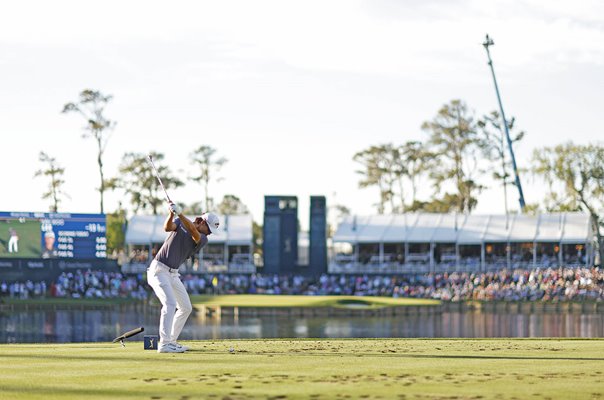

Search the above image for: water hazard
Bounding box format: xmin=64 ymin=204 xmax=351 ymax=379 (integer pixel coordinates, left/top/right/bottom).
xmin=1 ymin=305 xmax=602 ymax=343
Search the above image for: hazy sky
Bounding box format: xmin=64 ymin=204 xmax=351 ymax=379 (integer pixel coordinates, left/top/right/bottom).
xmin=1 ymin=0 xmax=602 ymax=227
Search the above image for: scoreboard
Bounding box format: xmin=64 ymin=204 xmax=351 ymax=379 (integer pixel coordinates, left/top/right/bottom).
xmin=0 ymin=212 xmax=107 ymax=259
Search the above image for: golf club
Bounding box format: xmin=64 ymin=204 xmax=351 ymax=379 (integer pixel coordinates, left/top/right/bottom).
xmin=147 ymin=154 xmax=172 ymax=204
xmin=112 ymin=326 xmax=144 ymax=347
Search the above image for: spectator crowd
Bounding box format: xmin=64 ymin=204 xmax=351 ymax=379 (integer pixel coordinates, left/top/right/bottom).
xmin=1 ymin=267 xmax=603 ymax=302
xmin=182 ymin=267 xmax=604 ymax=302
xmin=1 ymin=270 xmax=148 ymax=300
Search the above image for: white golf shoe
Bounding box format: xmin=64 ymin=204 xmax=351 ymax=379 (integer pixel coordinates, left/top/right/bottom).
xmin=157 ymin=342 xmax=186 ymax=353
xmin=174 ymin=343 xmax=189 ymax=352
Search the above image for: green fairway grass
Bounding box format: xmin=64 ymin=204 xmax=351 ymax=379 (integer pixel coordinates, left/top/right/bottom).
xmin=1 ymin=297 xmax=138 ymax=307
xmin=3 ymin=295 xmax=439 ymax=310
xmin=0 ymin=219 xmax=41 ymax=258
xmin=191 ymin=294 xmax=440 ymax=308
xmin=1 ymin=339 xmax=602 ymax=399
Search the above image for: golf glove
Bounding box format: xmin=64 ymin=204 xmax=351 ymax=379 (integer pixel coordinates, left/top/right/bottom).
xmin=169 ymin=203 xmax=182 ymax=215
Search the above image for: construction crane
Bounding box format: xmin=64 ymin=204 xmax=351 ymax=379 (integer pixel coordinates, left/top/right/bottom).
xmin=482 ymin=34 xmax=527 ymax=213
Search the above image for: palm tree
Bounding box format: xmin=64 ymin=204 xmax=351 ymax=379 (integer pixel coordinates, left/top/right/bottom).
xmin=188 ymin=145 xmax=228 ymax=211
xmin=62 ymin=89 xmax=115 ymax=213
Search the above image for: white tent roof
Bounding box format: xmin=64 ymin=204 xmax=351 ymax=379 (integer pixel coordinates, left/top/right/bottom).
xmin=406 ymin=213 xmax=442 ymax=243
xmin=535 ymin=213 xmax=564 ymax=242
xmin=221 ymin=214 xmax=254 ymax=245
xmin=483 ymin=215 xmax=512 ymax=242
xmin=332 ymin=212 xmax=592 ymax=245
xmin=457 ymin=214 xmax=489 ymax=244
xmin=332 ymin=215 xmax=360 ymax=242
xmin=125 ymin=215 xmax=164 ymax=245
xmin=125 ymin=214 xmax=253 ymax=245
xmin=356 ymin=214 xmax=393 ymax=242
xmin=382 ymin=214 xmax=416 ymax=242
xmin=431 ymin=213 xmax=461 ymax=242
xmin=561 ymin=213 xmax=592 ymax=243
xmin=508 ymin=214 xmax=537 ymax=242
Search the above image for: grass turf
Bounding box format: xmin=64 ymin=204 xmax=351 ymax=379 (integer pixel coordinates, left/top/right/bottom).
xmin=1 ymin=298 xmax=137 ymax=307
xmin=191 ymin=295 xmax=440 ymax=308
xmin=3 ymin=295 xmax=439 ymax=309
xmin=0 ymin=219 xmax=42 ymax=258
xmin=0 ymin=339 xmax=602 ymax=399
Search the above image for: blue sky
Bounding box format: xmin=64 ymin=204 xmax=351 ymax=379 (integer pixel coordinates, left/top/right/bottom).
xmin=1 ymin=0 xmax=602 ymax=228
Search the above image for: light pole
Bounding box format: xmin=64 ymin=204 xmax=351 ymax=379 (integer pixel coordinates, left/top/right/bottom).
xmin=482 ymin=34 xmax=527 ymax=212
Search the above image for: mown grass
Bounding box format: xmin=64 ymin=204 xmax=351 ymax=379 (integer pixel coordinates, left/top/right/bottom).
xmin=2 ymin=295 xmax=438 ymax=310
xmin=1 ymin=297 xmax=136 ymax=307
xmin=0 ymin=339 xmax=602 ymax=399
xmin=191 ymin=294 xmax=440 ymax=309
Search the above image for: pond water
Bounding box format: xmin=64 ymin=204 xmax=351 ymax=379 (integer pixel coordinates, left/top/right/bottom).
xmin=1 ymin=305 xmax=602 ymax=343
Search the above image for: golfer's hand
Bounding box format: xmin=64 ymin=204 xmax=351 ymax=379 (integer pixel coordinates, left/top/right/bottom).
xmin=169 ymin=203 xmax=182 ymax=215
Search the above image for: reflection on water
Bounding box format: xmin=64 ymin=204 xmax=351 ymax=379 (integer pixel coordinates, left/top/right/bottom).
xmin=1 ymin=306 xmax=602 ymax=343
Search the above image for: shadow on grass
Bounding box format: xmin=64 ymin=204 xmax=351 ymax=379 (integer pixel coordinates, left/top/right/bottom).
xmin=0 ymin=384 xmax=195 ymax=398
xmin=187 ymin=350 xmax=604 ymax=361
xmin=2 ymin=350 xmax=603 ymax=363
xmin=0 ymin=352 xmax=219 ymax=363
xmin=210 ymin=351 xmax=604 ymax=362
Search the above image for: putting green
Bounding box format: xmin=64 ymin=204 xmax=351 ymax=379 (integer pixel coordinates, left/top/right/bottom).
xmin=2 ymin=295 xmax=439 ymax=309
xmin=191 ymin=294 xmax=440 ymax=308
xmin=1 ymin=339 xmax=602 ymax=399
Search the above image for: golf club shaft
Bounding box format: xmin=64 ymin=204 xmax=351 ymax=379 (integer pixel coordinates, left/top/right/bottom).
xmin=113 ymin=326 xmax=144 ymax=342
xmin=147 ymin=155 xmax=172 ymax=203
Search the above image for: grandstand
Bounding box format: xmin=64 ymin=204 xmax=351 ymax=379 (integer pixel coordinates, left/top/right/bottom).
xmin=121 ymin=212 xmax=595 ymax=275
xmin=330 ymin=212 xmax=594 ymax=274
xmin=122 ymin=214 xmax=254 ymax=274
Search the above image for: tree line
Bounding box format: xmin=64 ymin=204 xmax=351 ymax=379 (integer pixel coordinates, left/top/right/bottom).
xmin=36 ymin=89 xmax=246 ymax=217
xmin=353 ymin=99 xmax=527 ymax=214
xmin=353 ymin=98 xmax=604 ymax=263
xmin=34 ymin=89 xmax=249 ymax=256
xmin=35 ymin=91 xmax=603 ymax=263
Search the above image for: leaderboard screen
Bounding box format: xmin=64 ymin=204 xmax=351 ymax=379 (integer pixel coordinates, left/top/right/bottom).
xmin=0 ymin=212 xmax=106 ymax=259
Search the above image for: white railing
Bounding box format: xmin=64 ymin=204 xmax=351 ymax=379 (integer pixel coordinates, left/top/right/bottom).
xmin=121 ymin=262 xmax=150 ymax=274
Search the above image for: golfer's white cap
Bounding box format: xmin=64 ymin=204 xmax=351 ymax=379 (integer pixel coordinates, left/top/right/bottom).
xmin=201 ymin=212 xmax=220 ymax=233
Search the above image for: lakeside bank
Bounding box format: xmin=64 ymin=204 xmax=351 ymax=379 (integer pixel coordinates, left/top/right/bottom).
xmin=2 ymin=295 xmax=603 ymax=316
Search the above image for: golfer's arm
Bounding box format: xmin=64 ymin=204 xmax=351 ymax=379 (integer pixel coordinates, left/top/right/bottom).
xmin=164 ymin=213 xmax=177 ymax=232
xmin=177 ymin=214 xmax=202 ymax=244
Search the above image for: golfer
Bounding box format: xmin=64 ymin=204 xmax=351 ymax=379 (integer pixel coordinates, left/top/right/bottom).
xmin=147 ymin=202 xmax=220 ymax=353
xmin=8 ymin=227 xmax=19 ymax=253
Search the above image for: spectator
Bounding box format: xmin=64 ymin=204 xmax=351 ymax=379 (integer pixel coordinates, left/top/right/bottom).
xmin=1 ymin=266 xmax=602 ymax=302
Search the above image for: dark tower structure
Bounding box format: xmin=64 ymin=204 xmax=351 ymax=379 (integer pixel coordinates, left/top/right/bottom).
xmin=263 ymin=196 xmax=298 ymax=274
xmin=309 ymin=196 xmax=327 ymax=275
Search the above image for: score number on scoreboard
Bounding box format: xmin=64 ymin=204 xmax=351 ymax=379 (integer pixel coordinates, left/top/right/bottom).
xmin=47 ymin=218 xmax=107 ymax=259
xmin=0 ymin=212 xmax=107 ymax=260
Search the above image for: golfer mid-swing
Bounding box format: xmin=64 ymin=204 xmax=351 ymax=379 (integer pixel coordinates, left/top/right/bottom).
xmin=147 ymin=202 xmax=220 ymax=353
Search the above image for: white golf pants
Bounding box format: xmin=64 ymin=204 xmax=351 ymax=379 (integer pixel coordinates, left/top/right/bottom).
xmin=147 ymin=260 xmax=192 ymax=345
xmin=8 ymin=236 xmax=18 ymax=253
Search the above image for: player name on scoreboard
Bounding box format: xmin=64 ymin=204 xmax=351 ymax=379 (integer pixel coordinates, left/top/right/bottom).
xmin=0 ymin=211 xmax=107 ymax=260
xmin=53 ymin=221 xmax=107 ymax=258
